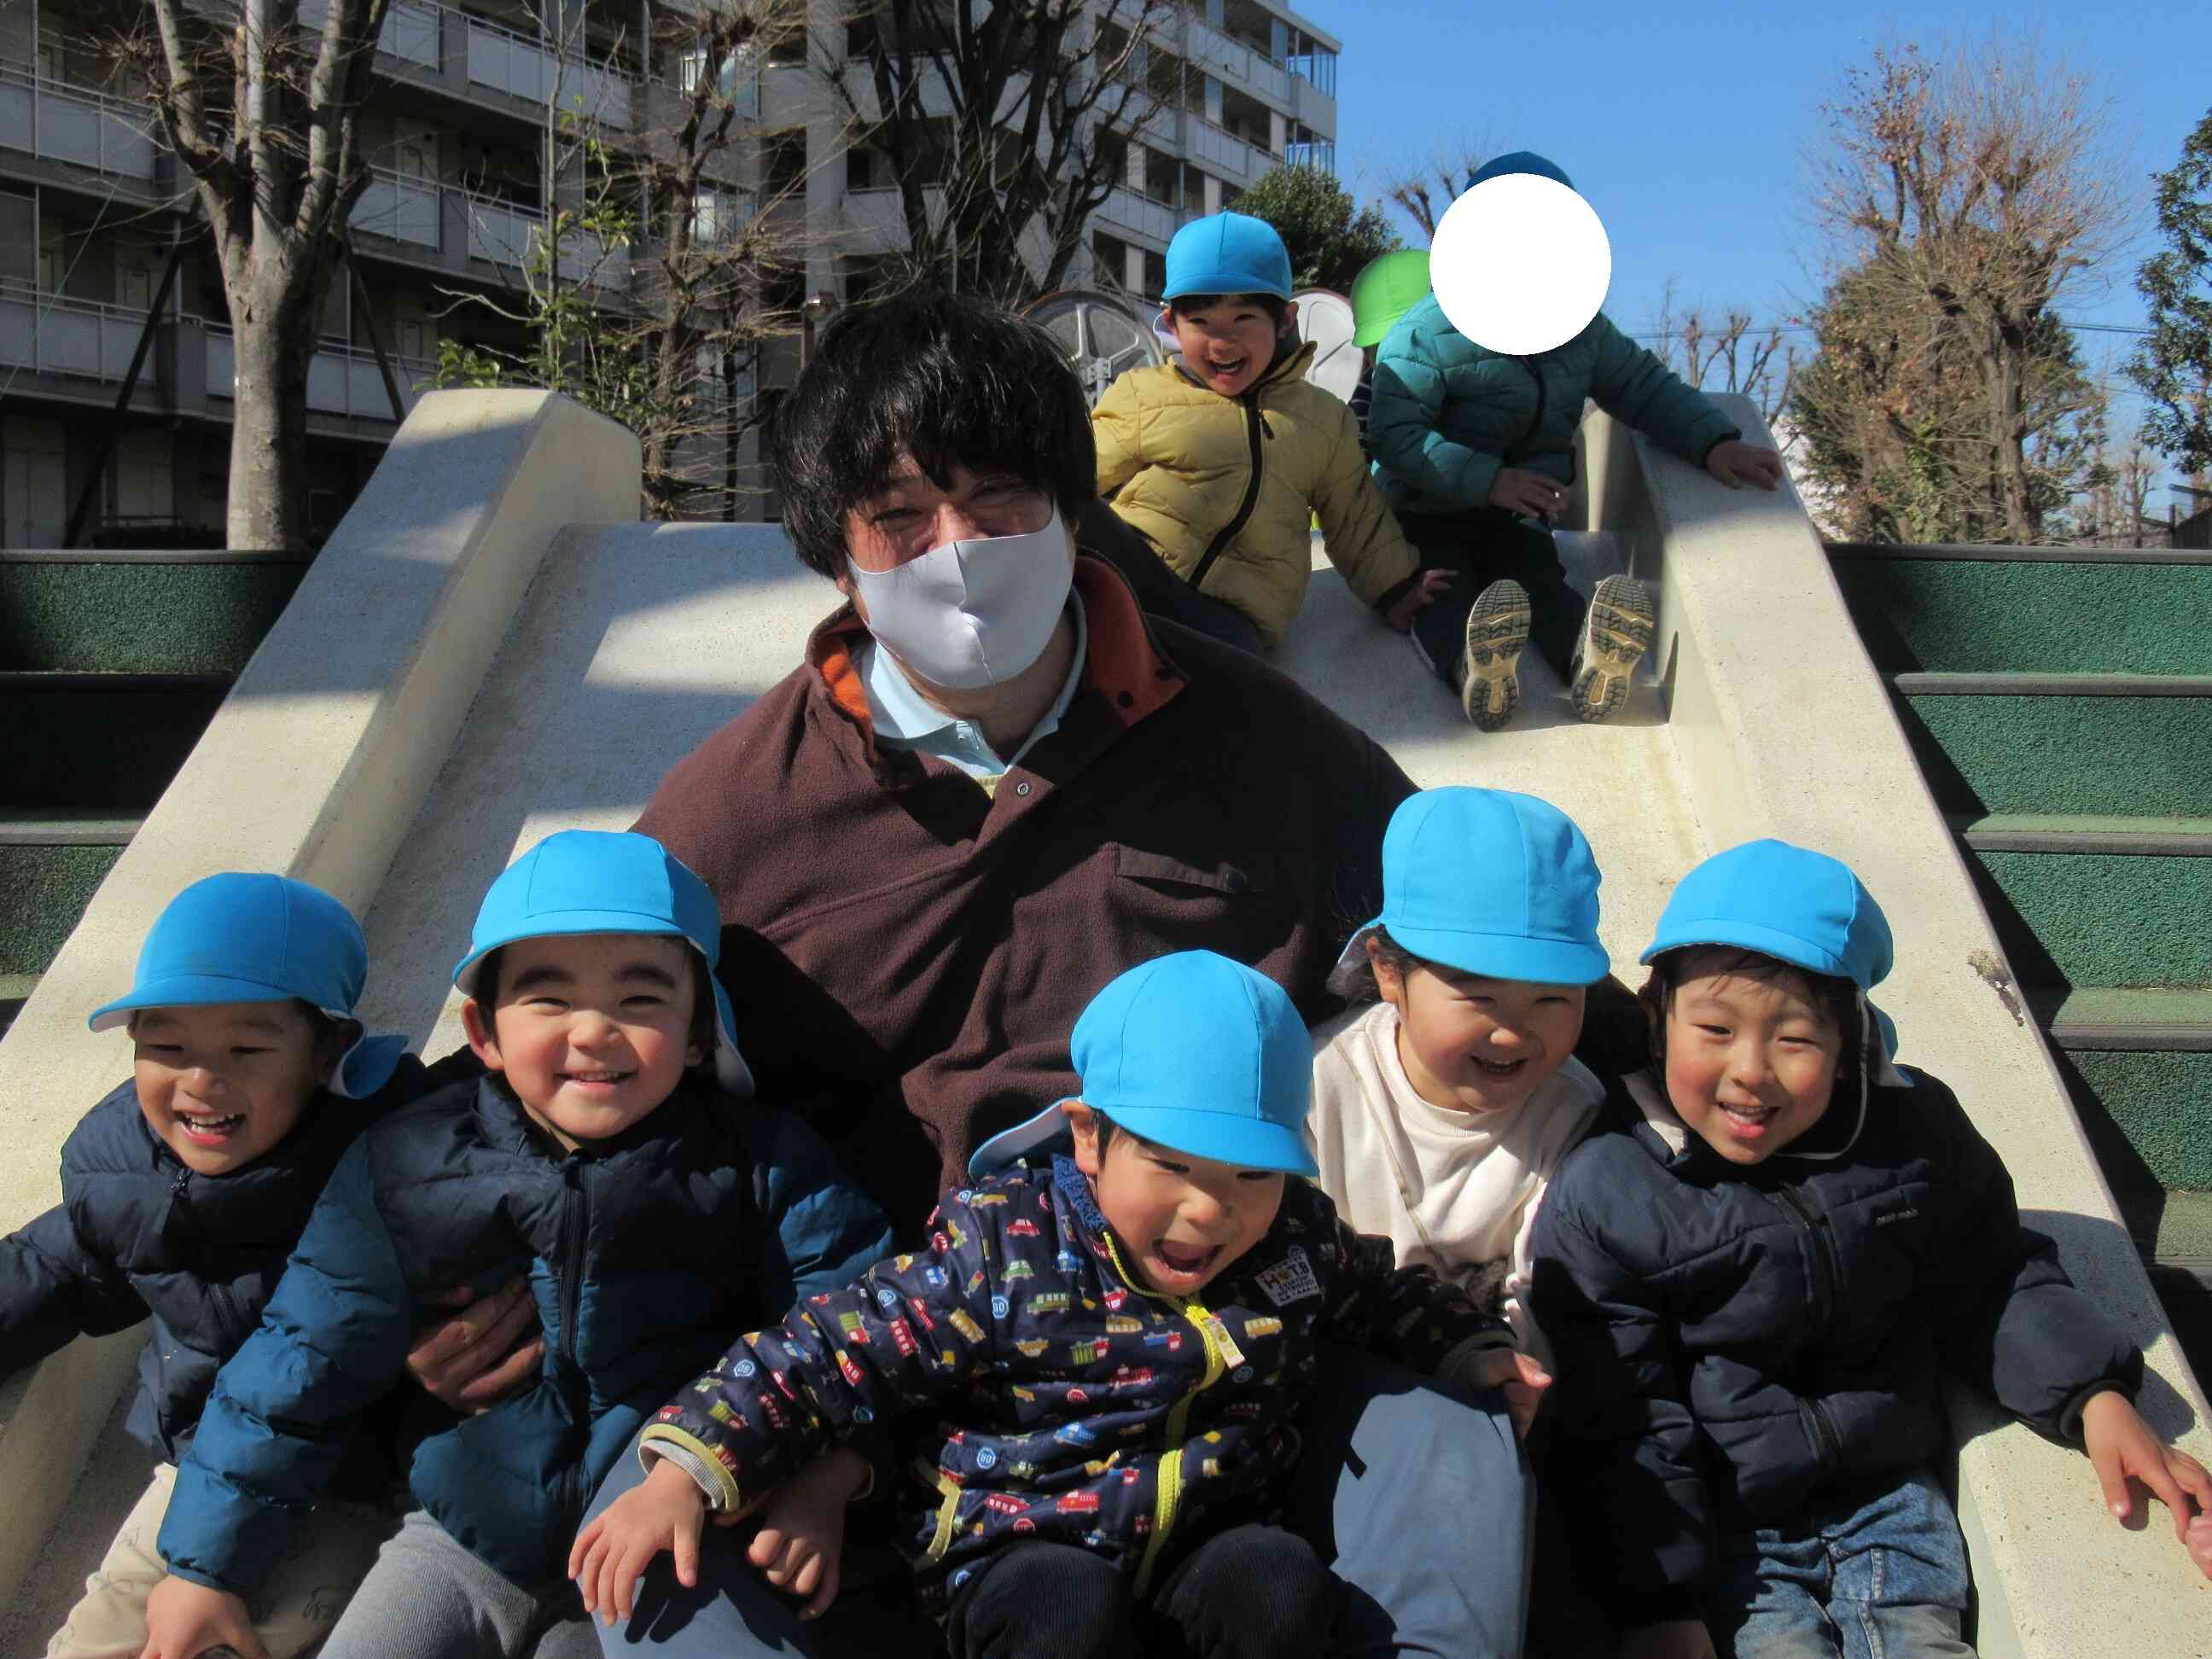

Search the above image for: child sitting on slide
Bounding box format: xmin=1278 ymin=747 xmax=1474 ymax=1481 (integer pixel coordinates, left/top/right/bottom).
xmin=573 ymin=951 xmax=1527 ymax=1657
xmin=1368 ymin=151 xmax=1784 ymax=731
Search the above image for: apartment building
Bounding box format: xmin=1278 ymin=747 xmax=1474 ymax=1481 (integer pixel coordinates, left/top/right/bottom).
xmin=0 ymin=0 xmax=1340 ymax=544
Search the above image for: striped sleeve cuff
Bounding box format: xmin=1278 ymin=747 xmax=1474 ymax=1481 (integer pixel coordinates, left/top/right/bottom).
xmin=638 ymin=1423 xmax=744 ymax=1513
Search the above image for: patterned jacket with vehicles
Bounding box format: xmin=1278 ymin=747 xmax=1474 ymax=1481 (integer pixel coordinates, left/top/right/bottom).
xmin=642 ymin=1150 xmax=1509 ymax=1606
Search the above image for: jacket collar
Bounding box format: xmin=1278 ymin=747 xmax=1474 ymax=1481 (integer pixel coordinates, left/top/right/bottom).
xmin=470 ymin=1072 xmax=710 ymax=1161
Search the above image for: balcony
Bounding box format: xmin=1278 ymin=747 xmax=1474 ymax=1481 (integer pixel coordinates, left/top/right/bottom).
xmin=466 ymin=15 xmax=632 ymax=131
xmin=461 ymin=190 xmax=629 ymax=289
xmin=1187 ymin=19 xmax=1289 ymax=106
xmin=350 ymin=167 xmax=441 ymax=248
xmin=0 ymin=286 xmax=157 ymax=380
xmin=1097 ymin=187 xmax=1185 ymax=247
xmin=298 ymin=0 xmax=440 ymax=69
xmin=206 ymin=329 xmax=435 ymax=422
xmin=1188 ymin=117 xmax=1260 ymax=185
xmin=0 ymin=61 xmax=159 ymax=180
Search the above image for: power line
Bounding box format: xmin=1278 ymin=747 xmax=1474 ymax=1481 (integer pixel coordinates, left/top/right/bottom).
xmin=1630 ymin=317 xmax=2153 ymax=344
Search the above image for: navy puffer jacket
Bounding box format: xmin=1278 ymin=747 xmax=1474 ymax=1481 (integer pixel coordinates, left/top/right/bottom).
xmin=0 ymin=1062 xmax=424 ymax=1470
xmin=1529 ymin=1067 xmax=2141 ymax=1620
xmin=157 ymin=1075 xmax=893 ymax=1595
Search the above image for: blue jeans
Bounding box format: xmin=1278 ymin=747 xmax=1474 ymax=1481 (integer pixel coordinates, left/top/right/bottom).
xmin=1709 ymin=1469 xmax=1976 ymax=1659
xmin=585 ymin=1346 xmax=1531 ymax=1657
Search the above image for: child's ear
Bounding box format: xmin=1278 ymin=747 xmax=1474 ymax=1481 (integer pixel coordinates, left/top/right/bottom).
xmin=1365 ymin=934 xmax=1406 ymax=1008
xmin=1155 ymin=305 xmax=1175 ymax=334
xmin=460 ymin=999 xmax=505 ymax=1072
xmin=314 ymin=1018 xmax=362 ymax=1086
xmin=1063 ymin=1101 xmax=1103 ymax=1179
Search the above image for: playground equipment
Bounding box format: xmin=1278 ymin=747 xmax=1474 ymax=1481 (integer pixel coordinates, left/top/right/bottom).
xmin=0 ymin=390 xmax=2204 ymax=1654
xmin=1291 ymin=288 xmax=1361 ymax=403
xmin=1022 ymin=288 xmax=1166 ymax=408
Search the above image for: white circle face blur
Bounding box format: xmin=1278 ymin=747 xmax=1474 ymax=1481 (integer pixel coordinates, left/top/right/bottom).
xmin=1429 ymin=174 xmax=1610 ymax=356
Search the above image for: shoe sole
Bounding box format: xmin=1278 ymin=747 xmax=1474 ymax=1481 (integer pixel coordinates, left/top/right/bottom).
xmin=1461 ymin=580 xmax=1531 ymax=731
xmin=1571 ymin=575 xmax=1655 ymax=724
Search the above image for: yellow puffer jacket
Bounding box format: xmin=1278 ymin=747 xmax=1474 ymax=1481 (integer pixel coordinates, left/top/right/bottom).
xmin=1093 ymin=341 xmax=1419 ymax=646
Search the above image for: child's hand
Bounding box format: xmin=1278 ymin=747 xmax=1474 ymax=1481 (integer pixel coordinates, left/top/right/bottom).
xmin=1487 ymin=467 xmax=1567 ymax=520
xmin=2080 ymin=1388 xmax=2212 ymax=1567
xmin=1459 ymin=1347 xmax=1552 ymax=1440
xmin=1703 ymin=439 xmax=1784 ymax=492
xmin=746 ymin=1447 xmax=872 ymax=1621
xmin=1382 ymin=568 xmax=1457 ymax=633
xmin=570 ymin=1456 xmax=713 ymax=1626
xmin=1616 ymin=1617 xmax=1716 ymax=1659
xmin=138 ymin=1574 xmax=267 ymax=1659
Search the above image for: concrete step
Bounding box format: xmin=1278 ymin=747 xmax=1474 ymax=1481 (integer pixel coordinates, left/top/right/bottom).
xmin=0 ymin=672 xmax=231 ymax=812
xmin=0 ymin=818 xmax=139 ymax=976
xmin=1959 ymin=847 xmax=2211 ymax=990
xmin=1827 ymin=542 xmax=2212 ymax=676
xmin=1888 ymin=675 xmax=2212 ymax=818
xmin=0 ymin=550 xmax=311 ymax=674
xmin=1954 ymin=812 xmax=2212 ymax=856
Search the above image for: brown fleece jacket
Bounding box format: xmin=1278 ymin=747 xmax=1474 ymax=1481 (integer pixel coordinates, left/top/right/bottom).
xmin=633 ymin=554 xmax=1416 ymax=1231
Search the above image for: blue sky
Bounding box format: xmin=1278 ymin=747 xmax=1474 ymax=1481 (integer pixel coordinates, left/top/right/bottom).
xmin=1330 ymin=1 xmax=2206 ymax=509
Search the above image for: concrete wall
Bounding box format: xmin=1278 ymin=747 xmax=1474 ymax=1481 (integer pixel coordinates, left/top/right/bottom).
xmin=0 ymin=390 xmax=640 ymax=1620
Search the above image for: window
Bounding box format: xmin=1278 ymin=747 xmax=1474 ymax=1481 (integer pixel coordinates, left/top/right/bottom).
xmin=678 ymin=38 xmax=754 ymax=96
xmin=764 ymin=129 xmax=806 ymax=195
xmin=846 ymin=146 xmax=878 ymax=190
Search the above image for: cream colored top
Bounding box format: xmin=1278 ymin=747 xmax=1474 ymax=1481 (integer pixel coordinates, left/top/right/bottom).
xmin=1306 ymin=999 xmax=1606 ymax=1364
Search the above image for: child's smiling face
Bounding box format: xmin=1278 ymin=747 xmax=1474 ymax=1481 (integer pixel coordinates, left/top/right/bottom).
xmin=463 ymin=932 xmax=704 ymax=1151
xmin=1163 ymin=294 xmax=1289 ymax=399
xmin=131 ymin=1001 xmax=340 ymax=1175
xmin=1371 ymin=940 xmax=1586 ymax=1116
xmin=1660 ymin=950 xmax=1843 ymax=1164
xmin=1066 ymin=1103 xmax=1284 ymax=1298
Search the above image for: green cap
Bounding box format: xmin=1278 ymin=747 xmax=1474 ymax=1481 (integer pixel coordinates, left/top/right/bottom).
xmin=1350 ymin=249 xmax=1432 ymax=347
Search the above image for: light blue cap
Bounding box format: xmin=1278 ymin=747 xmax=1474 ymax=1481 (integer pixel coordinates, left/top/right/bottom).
xmin=969 ymin=951 xmax=1315 ymax=1179
xmin=1162 ymin=211 xmax=1293 ymax=301
xmin=1640 ymin=839 xmax=1893 ymax=992
xmin=1360 ymin=789 xmax=1608 ymax=986
xmin=88 ymin=873 xmax=406 ymax=1099
xmin=452 ymin=830 xmax=753 ymax=1095
xmin=1465 ymin=150 xmax=1575 ymax=192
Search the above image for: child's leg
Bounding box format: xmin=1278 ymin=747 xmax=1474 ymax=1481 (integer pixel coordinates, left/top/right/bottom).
xmin=1819 ymin=1471 xmax=1974 ymax=1659
xmin=1705 ymin=1521 xmax=1840 ymax=1657
xmin=1150 ymin=1522 xmax=1334 ymax=1659
xmin=943 ymin=1542 xmax=1139 ymax=1659
xmin=44 ymin=1463 xmax=393 ymax=1659
xmin=316 ymin=1508 xmax=550 ymax=1659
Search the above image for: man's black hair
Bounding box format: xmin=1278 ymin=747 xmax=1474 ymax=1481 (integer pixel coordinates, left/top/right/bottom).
xmin=768 ymin=289 xmax=1097 ymax=582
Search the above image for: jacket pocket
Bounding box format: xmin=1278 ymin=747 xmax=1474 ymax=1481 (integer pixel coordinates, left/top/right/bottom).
xmin=1114 ymin=847 xmax=1273 ymax=895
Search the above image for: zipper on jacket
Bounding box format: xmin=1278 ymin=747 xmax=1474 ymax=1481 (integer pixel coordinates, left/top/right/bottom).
xmin=1187 ymin=393 xmax=1267 ymax=592
xmin=1511 ymin=357 xmax=1548 ymax=458
xmin=553 ymin=1158 xmax=589 ymax=1523
xmin=1801 ymin=1397 xmax=1844 ymax=1470
xmin=1773 ymin=1185 xmax=1840 ymax=1324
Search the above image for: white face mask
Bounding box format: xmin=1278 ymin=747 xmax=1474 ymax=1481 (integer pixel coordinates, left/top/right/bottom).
xmin=847 ymin=503 xmax=1074 ymax=690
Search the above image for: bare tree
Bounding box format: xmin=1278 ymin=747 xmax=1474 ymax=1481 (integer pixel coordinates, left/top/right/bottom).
xmin=2076 ymin=386 xmax=2160 ymax=547
xmin=822 ymin=0 xmax=1179 ymax=304
xmin=111 ymin=0 xmax=393 ymax=548
xmin=1806 ymin=37 xmax=2127 ymax=541
xmin=1376 ymin=135 xmax=1496 ymax=241
xmin=1645 ymin=283 xmax=1802 ymax=432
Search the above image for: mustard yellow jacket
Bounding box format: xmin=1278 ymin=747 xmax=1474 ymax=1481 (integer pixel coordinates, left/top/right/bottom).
xmin=1093 ymin=343 xmax=1420 ymax=646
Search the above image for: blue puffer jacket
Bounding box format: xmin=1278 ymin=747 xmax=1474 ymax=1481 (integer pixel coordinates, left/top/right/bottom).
xmin=1368 ymin=294 xmax=1741 ymax=520
xmin=1529 ymin=1067 xmax=2142 ymax=1621
xmin=0 ymin=1062 xmax=426 ymax=1473
xmin=643 ymin=1151 xmax=1508 ymax=1608
xmin=158 ymin=1075 xmax=893 ymax=1595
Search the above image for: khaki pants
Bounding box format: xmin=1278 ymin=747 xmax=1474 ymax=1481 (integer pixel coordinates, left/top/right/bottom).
xmin=46 ymin=1462 xmax=399 ymax=1659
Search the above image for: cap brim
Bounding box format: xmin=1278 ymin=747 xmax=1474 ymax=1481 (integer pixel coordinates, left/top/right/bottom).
xmin=1639 ymin=918 xmax=1854 ymax=982
xmin=968 ymin=1099 xmax=1317 ymax=1181
xmin=451 ymin=911 xmax=694 ymax=995
xmin=89 ymin=973 xmax=311 ymax=1032
xmin=1386 ymin=923 xmax=1610 ymax=987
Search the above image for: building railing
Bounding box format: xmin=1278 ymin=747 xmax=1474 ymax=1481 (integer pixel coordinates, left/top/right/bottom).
xmin=1186 ymin=18 xmax=1289 ymax=103
xmin=465 ymin=14 xmax=632 ymax=131
xmin=206 ymin=328 xmax=436 ymax=422
xmin=350 ymin=166 xmax=442 ymax=248
xmin=1283 ymin=137 xmax=1335 ymax=175
xmin=1188 ymin=114 xmax=1260 ymax=183
xmin=0 ymin=59 xmax=159 ymax=180
xmin=1098 ymin=186 xmax=1185 ymax=246
xmin=460 ymin=189 xmax=630 ymax=289
xmin=0 ymin=284 xmax=169 ymax=380
xmin=298 ymin=0 xmax=441 ymax=69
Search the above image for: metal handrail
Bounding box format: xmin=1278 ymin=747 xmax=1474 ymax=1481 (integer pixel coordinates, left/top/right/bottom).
xmin=0 ymin=56 xmax=151 ymax=115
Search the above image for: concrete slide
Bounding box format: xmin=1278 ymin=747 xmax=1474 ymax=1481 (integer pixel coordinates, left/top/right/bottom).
xmin=3 ymin=390 xmax=2205 ymax=1653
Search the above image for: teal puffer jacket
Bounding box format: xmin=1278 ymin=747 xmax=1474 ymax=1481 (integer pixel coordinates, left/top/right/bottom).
xmin=1368 ymin=294 xmax=1740 ymax=520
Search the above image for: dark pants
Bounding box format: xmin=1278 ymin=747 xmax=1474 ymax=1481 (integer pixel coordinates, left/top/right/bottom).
xmin=1074 ymin=496 xmax=1266 ymax=655
xmin=946 ymin=1524 xmax=1331 ymax=1659
xmin=1401 ymin=509 xmax=1585 ymax=686
xmin=586 ymin=1348 xmax=1532 ymax=1658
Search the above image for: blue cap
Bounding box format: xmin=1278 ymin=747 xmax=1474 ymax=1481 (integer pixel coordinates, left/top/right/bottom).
xmin=969 ymin=951 xmax=1315 ymax=1179
xmin=89 ymin=873 xmax=406 ymax=1099
xmin=1641 ymin=840 xmax=1893 ymax=992
xmin=1465 ymin=151 xmax=1575 ymax=193
xmin=453 ymin=830 xmax=753 ymax=1095
xmin=1360 ymin=789 xmax=1608 ymax=986
xmin=1162 ymin=212 xmax=1293 ymax=301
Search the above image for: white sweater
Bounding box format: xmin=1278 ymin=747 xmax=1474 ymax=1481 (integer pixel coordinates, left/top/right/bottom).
xmin=1306 ymin=999 xmax=1606 ymax=1362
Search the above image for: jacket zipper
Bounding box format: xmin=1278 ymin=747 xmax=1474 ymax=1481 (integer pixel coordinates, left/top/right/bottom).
xmin=1187 ymin=393 xmax=1267 ymax=592
xmin=1511 ymin=357 xmax=1547 ymax=457
xmin=1773 ymin=1185 xmax=1839 ymax=1325
xmin=553 ymin=1159 xmax=588 ymax=1524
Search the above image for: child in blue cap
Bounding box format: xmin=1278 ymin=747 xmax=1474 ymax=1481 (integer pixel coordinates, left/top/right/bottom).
xmin=1369 ymin=151 xmax=1784 ymax=731
xmin=573 ymin=950 xmax=1514 ymax=1657
xmin=1089 ymin=211 xmax=1448 ymax=654
xmin=138 ymin=830 xmax=892 ymax=1659
xmin=1 ymin=873 xmax=424 ymax=1659
xmin=1529 ymin=840 xmax=2212 ymax=1659
xmin=1309 ymin=788 xmax=1611 ymax=1420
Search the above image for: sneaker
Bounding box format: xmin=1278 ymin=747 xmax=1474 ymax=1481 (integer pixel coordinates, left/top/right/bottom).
xmin=1460 ymin=579 xmax=1531 ymax=731
xmin=1569 ymin=575 xmax=1656 ymax=724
